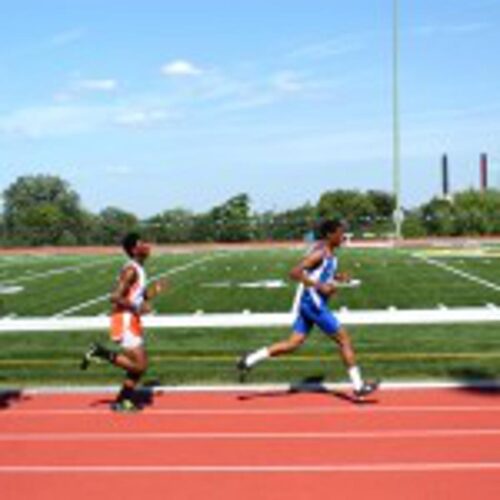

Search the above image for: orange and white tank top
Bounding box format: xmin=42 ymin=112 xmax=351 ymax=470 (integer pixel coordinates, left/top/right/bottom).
xmin=124 ymin=260 xmax=147 ymax=312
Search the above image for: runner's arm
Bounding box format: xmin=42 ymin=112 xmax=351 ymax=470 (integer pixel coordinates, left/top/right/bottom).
xmin=144 ymin=278 xmax=169 ymax=301
xmin=289 ymin=250 xmax=336 ymax=296
xmin=110 ymin=267 xmax=138 ymax=312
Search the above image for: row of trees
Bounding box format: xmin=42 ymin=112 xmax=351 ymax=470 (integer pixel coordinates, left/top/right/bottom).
xmin=107 ymin=188 xmax=399 ymax=243
xmin=403 ymin=189 xmax=500 ymax=237
xmin=1 ymin=176 xmax=139 ymax=246
xmin=0 ymin=175 xmax=499 ymax=246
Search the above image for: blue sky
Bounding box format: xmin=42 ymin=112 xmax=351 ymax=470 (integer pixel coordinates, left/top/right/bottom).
xmin=1 ymin=0 xmax=500 ymax=217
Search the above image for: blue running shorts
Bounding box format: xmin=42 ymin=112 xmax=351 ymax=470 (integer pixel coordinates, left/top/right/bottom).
xmin=293 ymin=302 xmax=341 ymax=336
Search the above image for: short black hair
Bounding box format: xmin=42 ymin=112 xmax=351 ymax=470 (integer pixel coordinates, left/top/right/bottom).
xmin=318 ymin=219 xmax=344 ymax=238
xmin=122 ymin=232 xmax=140 ymax=257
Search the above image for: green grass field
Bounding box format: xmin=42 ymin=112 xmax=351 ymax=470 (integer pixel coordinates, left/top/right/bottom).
xmin=1 ymin=246 xmax=500 ymax=317
xmin=0 ymin=244 xmax=499 ymax=386
xmin=0 ymin=325 xmax=499 ymax=386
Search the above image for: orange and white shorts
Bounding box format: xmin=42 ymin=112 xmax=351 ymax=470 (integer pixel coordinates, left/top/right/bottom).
xmin=110 ymin=312 xmax=144 ymax=350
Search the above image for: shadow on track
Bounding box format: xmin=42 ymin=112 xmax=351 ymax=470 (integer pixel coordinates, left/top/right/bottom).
xmin=0 ymin=389 xmax=25 ymax=410
xmin=448 ymin=367 xmax=500 ymax=396
xmin=89 ymin=379 xmax=163 ymax=410
xmin=236 ymin=375 xmax=379 ymax=405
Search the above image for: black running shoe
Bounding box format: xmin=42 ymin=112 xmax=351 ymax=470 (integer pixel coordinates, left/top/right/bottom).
xmin=353 ymin=380 xmax=380 ymax=400
xmin=236 ymin=353 xmax=251 ymax=383
xmin=110 ymin=399 xmax=140 ymax=413
xmin=80 ymin=343 xmax=106 ymax=370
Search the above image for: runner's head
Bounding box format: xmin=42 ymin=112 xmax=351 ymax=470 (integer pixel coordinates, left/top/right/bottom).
xmin=319 ymin=219 xmax=345 ymax=248
xmin=122 ymin=232 xmax=151 ymax=261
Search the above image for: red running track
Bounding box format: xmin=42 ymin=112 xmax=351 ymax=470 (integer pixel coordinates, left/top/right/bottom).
xmin=1 ymin=387 xmax=500 ymax=500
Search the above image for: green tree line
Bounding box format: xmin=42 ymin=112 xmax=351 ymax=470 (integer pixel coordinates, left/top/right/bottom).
xmin=0 ymin=175 xmax=498 ymax=246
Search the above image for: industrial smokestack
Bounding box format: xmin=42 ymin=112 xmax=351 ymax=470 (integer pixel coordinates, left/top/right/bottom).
xmin=480 ymin=153 xmax=488 ymax=191
xmin=441 ymin=154 xmax=449 ymax=197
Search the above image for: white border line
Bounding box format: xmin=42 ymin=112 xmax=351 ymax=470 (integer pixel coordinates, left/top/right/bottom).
xmin=2 ymin=305 xmax=500 ymax=332
xmin=4 ymin=380 xmax=499 ymax=396
xmin=1 ymin=463 xmax=500 ymax=473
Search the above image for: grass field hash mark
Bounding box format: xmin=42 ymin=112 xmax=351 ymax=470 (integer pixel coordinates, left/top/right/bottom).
xmin=1 ymin=257 xmax=121 ymax=286
xmin=52 ymin=253 xmax=229 ymax=318
xmin=412 ymin=254 xmax=500 ymax=293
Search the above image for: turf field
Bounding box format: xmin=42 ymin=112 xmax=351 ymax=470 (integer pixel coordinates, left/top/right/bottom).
xmin=0 ymin=324 xmax=499 ymax=386
xmin=0 ymin=244 xmax=499 ymax=386
xmin=1 ymin=245 xmax=500 ymax=317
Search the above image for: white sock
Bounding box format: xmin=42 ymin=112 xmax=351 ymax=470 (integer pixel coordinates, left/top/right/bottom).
xmin=348 ymin=366 xmax=363 ymax=391
xmin=246 ymin=347 xmax=270 ymax=368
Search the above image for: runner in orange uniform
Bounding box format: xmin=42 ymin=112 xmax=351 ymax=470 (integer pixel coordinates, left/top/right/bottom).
xmin=81 ymin=233 xmax=167 ymax=412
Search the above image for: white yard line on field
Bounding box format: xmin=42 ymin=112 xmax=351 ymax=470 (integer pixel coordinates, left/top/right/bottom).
xmin=52 ymin=253 xmax=227 ymax=318
xmin=0 ymin=260 xmax=37 ymax=271
xmin=0 ymin=255 xmax=56 ymax=270
xmin=1 ymin=257 xmax=120 ymax=286
xmin=413 ymin=254 xmax=500 ymax=293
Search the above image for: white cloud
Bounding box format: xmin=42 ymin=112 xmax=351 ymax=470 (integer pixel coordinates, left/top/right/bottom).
xmin=271 ymin=71 xmax=304 ymax=93
xmin=0 ymin=95 xmax=181 ymax=138
xmin=50 ymin=28 xmax=86 ymax=47
xmin=114 ymin=109 xmax=169 ymax=127
xmin=413 ymin=23 xmax=488 ymax=37
xmin=161 ymin=60 xmax=204 ymax=77
xmin=288 ymin=36 xmax=364 ymax=60
xmin=217 ymin=71 xmax=308 ymax=110
xmin=0 ymin=105 xmax=110 ymax=138
xmin=168 ymin=66 xmax=338 ymax=113
xmin=52 ymin=78 xmax=118 ymax=103
xmin=53 ymin=92 xmax=73 ymax=103
xmin=223 ymin=93 xmax=276 ymax=111
xmin=77 ymin=79 xmax=118 ymax=91
xmin=103 ymin=165 xmax=133 ymax=176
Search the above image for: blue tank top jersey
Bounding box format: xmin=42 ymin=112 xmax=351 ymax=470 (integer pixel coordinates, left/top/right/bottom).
xmin=300 ymin=244 xmax=338 ymax=309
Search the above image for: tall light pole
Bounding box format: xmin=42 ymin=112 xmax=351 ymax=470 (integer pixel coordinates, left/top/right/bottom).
xmin=392 ymin=0 xmax=403 ymax=239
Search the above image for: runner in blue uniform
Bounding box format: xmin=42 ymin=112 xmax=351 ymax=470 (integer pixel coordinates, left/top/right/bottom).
xmin=237 ymin=219 xmax=379 ymax=400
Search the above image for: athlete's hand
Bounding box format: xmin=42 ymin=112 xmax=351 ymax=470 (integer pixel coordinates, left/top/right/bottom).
xmin=315 ymin=282 xmax=337 ymax=297
xmin=335 ymin=272 xmax=351 ymax=283
xmin=146 ymin=278 xmax=169 ymax=300
xmin=153 ymin=278 xmax=169 ymax=295
xmin=138 ymin=301 xmax=152 ymax=315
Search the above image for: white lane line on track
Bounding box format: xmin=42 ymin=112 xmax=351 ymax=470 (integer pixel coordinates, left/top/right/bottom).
xmin=3 ymin=405 xmax=500 ymax=417
xmin=1 ymin=463 xmax=500 ymax=473
xmin=52 ymin=253 xmax=226 ymax=318
xmin=413 ymin=254 xmax=500 ymax=292
xmin=0 ymin=405 xmax=500 ymax=418
xmin=1 ymin=429 xmax=500 ymax=441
